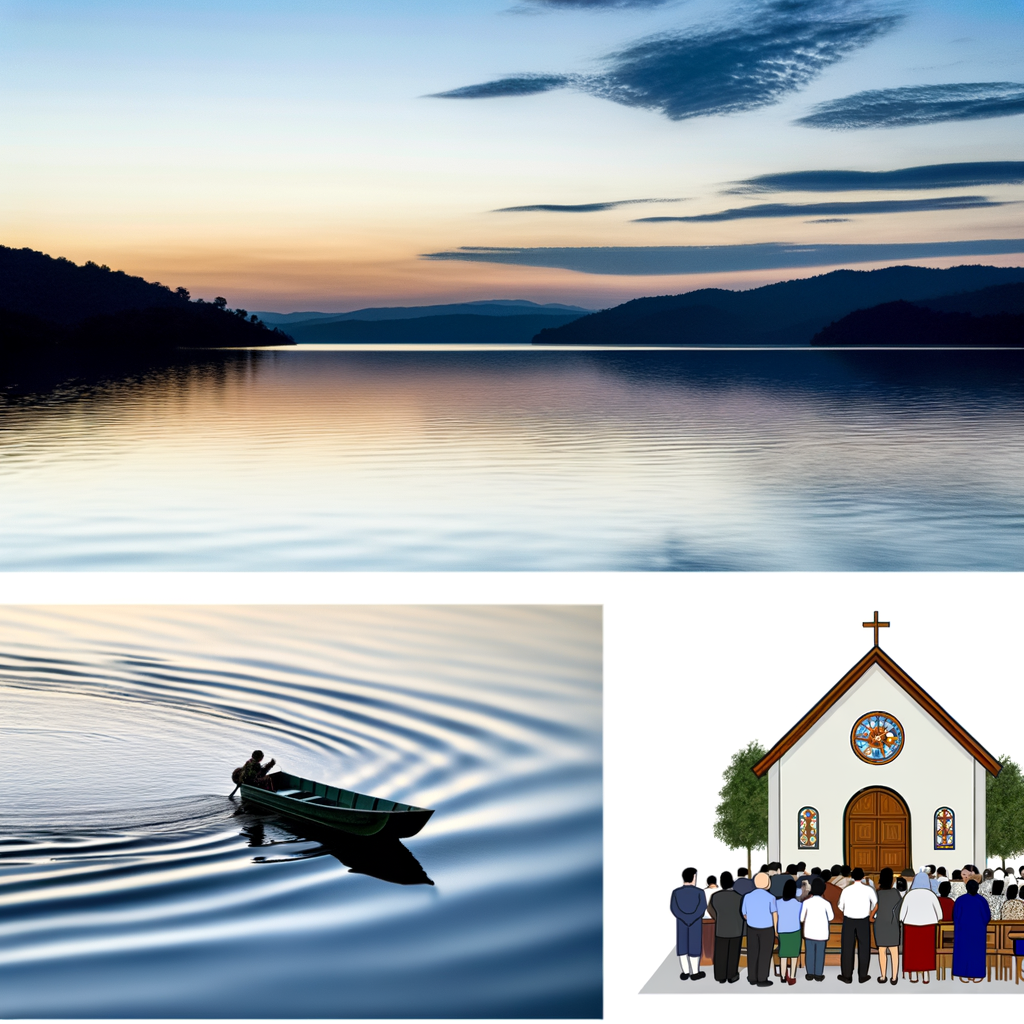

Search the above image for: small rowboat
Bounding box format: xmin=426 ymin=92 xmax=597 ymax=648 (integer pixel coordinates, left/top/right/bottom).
xmin=239 ymin=770 xmax=434 ymax=838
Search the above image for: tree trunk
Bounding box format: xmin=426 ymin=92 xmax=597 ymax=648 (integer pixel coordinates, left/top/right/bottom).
xmin=747 ymin=847 xmax=751 ymax=876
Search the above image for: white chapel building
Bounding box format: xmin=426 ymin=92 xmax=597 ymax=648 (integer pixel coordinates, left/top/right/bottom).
xmin=753 ymin=615 xmax=1001 ymax=874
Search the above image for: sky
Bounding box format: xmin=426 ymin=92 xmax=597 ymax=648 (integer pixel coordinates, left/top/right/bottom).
xmin=2 ymin=0 xmax=1023 ymax=310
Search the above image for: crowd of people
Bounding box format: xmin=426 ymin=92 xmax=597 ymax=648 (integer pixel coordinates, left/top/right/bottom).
xmin=670 ymin=860 xmax=1024 ymax=987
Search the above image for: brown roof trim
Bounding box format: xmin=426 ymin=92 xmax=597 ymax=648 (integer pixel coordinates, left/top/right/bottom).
xmin=751 ymin=647 xmax=1002 ymax=778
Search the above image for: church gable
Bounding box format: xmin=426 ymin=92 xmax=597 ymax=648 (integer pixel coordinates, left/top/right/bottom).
xmin=753 ymin=645 xmax=1000 ymax=778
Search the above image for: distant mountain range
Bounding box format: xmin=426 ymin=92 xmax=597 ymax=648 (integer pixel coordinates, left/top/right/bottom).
xmin=252 ymin=300 xmax=594 ymax=344
xmin=254 ymin=299 xmax=592 ymax=323
xmin=0 ymin=245 xmax=290 ymax=354
xmin=532 ymin=265 xmax=1024 ymax=346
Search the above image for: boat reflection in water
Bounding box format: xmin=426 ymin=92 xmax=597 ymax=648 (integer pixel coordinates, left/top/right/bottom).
xmin=235 ymin=807 xmax=435 ymax=886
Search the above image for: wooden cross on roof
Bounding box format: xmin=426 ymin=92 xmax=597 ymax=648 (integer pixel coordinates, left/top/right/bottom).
xmin=863 ymin=610 xmax=890 ymax=647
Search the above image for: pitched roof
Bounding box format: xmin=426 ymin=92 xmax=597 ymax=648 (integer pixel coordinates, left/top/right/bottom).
xmin=751 ymin=646 xmax=1001 ymax=778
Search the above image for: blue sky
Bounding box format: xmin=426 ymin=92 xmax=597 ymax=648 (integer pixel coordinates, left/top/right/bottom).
xmin=2 ymin=0 xmax=1022 ymax=308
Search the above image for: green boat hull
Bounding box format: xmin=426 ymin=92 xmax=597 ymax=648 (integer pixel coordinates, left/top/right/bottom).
xmin=239 ymin=771 xmax=434 ymax=838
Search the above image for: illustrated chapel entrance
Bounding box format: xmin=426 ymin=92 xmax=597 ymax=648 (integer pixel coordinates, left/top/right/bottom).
xmin=844 ymin=787 xmax=911 ymax=875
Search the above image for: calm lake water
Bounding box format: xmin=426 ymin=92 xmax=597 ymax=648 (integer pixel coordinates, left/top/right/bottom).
xmin=0 ymin=605 xmax=602 ymax=1018
xmin=1 ymin=346 xmax=1023 ymax=569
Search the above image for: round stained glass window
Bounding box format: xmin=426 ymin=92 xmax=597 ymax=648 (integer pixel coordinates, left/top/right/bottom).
xmin=851 ymin=711 xmax=904 ymax=764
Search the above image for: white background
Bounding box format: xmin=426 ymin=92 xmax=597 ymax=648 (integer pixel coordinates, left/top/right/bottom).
xmin=1 ymin=571 xmax=1021 ymax=1020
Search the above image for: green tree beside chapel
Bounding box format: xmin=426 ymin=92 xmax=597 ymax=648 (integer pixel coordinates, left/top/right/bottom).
xmin=714 ymin=740 xmax=769 ymax=875
xmin=987 ymin=754 xmax=1024 ymax=868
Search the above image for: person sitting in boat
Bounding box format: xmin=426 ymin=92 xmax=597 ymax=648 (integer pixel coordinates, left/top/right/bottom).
xmin=239 ymin=750 xmax=277 ymax=791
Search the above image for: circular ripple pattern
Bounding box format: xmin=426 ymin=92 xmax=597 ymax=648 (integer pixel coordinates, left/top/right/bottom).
xmin=0 ymin=606 xmax=602 ymax=1018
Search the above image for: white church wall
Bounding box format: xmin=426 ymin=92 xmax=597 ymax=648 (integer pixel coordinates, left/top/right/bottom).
xmin=767 ymin=762 xmax=780 ymax=862
xmin=974 ymin=760 xmax=986 ymax=870
xmin=775 ymin=663 xmax=978 ymax=870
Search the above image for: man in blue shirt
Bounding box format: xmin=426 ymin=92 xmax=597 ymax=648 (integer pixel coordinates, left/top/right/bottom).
xmin=671 ymin=867 xmax=707 ymax=981
xmin=741 ymin=872 xmax=778 ymax=987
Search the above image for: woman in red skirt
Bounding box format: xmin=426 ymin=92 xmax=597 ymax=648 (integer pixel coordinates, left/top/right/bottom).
xmin=899 ymin=870 xmax=944 ymax=982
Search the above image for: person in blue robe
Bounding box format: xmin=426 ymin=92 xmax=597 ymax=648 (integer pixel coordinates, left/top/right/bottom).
xmin=952 ymin=879 xmax=990 ymax=982
xmin=671 ymin=867 xmax=707 ymax=981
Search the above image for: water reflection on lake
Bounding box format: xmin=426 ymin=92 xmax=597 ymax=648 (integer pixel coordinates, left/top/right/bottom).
xmin=1 ymin=347 xmax=1022 ymax=569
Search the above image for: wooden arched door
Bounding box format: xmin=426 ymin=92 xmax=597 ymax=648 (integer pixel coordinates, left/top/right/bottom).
xmin=844 ymin=787 xmax=910 ymax=875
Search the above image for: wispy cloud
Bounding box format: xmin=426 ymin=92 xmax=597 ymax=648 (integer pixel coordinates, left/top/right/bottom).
xmin=431 ymin=75 xmax=573 ymax=99
xmin=430 ymin=0 xmax=904 ymax=120
xmin=634 ymin=195 xmax=1007 ymax=222
xmin=730 ymin=161 xmax=1024 ymax=193
xmin=421 ymin=239 xmax=1024 ymax=275
xmin=797 ymin=82 xmax=1024 ymax=129
xmin=494 ymin=197 xmax=685 ymax=212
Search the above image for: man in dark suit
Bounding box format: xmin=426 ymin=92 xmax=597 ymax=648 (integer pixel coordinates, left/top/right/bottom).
xmin=733 ymin=867 xmax=755 ymax=896
xmin=770 ymin=864 xmax=796 ymax=898
xmin=671 ymin=867 xmax=707 ymax=980
xmin=707 ymin=870 xmax=743 ymax=983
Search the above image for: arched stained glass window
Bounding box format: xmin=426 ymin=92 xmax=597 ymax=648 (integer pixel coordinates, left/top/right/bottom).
xmin=934 ymin=807 xmax=954 ymax=850
xmin=798 ymin=806 xmax=819 ymax=850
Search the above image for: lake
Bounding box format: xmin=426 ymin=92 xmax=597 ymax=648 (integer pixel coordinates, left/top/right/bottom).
xmin=0 ymin=604 xmax=602 ymax=1018
xmin=1 ymin=346 xmax=1023 ymax=569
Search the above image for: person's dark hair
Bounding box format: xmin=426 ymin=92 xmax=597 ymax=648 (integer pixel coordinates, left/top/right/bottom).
xmin=831 ymin=864 xmax=842 ymax=875
xmin=939 ymin=881 xmax=951 ymax=898
xmin=878 ymin=867 xmax=894 ymax=890
xmin=952 ymin=869 xmax=962 ymax=880
xmin=251 ymin=749 xmax=264 ymax=760
xmin=896 ymin=877 xmax=907 ymax=892
xmin=937 ymin=867 xmax=947 ymax=876
xmin=682 ymin=867 xmax=697 ymax=883
xmin=810 ymin=877 xmax=826 ymax=897
xmin=821 ymin=869 xmax=833 ymax=882
xmin=841 ymin=864 xmax=852 ymax=877
xmin=983 ymin=868 xmax=994 ymax=880
xmin=720 ymin=871 xmax=734 ymax=890
xmin=966 ymin=879 xmax=980 ymax=895
xmin=811 ymin=867 xmax=821 ymax=876
xmin=737 ymin=867 xmax=748 ymax=877
xmin=782 ymin=879 xmax=797 ymax=901
xmin=785 ymin=864 xmax=798 ymax=875
xmin=851 ymin=867 xmax=864 ymax=881
xmin=797 ymin=861 xmax=806 ymax=872
xmin=707 ymin=875 xmax=717 ymax=887
xmin=760 ymin=864 xmax=770 ymax=873
xmin=927 ymin=864 xmax=936 ymax=874
xmin=1007 ymin=884 xmax=1019 ymax=901
xmin=992 ymin=879 xmax=1004 ymax=896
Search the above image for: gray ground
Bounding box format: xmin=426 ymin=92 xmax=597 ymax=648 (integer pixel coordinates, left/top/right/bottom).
xmin=641 ymin=949 xmax=1023 ymax=994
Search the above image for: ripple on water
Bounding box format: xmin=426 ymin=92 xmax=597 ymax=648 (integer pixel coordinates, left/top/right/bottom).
xmin=1 ymin=349 xmax=1024 ymax=568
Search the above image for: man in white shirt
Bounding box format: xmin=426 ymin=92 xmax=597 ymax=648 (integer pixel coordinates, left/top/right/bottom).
xmin=837 ymin=867 xmax=877 ymax=983
xmin=799 ymin=877 xmax=834 ymax=981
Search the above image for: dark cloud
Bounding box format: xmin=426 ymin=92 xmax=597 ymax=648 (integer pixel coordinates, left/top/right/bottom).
xmin=429 ymin=75 xmax=573 ymax=99
xmin=585 ymin=1 xmax=902 ymax=120
xmin=494 ymin=197 xmax=685 ymax=212
xmin=431 ymin=1 xmax=904 ymax=120
xmin=807 ymin=218 xmax=850 ymax=223
xmin=730 ymin=161 xmax=1024 ymax=193
xmin=421 ymin=239 xmax=1024 ymax=275
xmin=797 ymin=82 xmax=1024 ymax=129
xmin=634 ymin=195 xmax=1007 ymax=222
